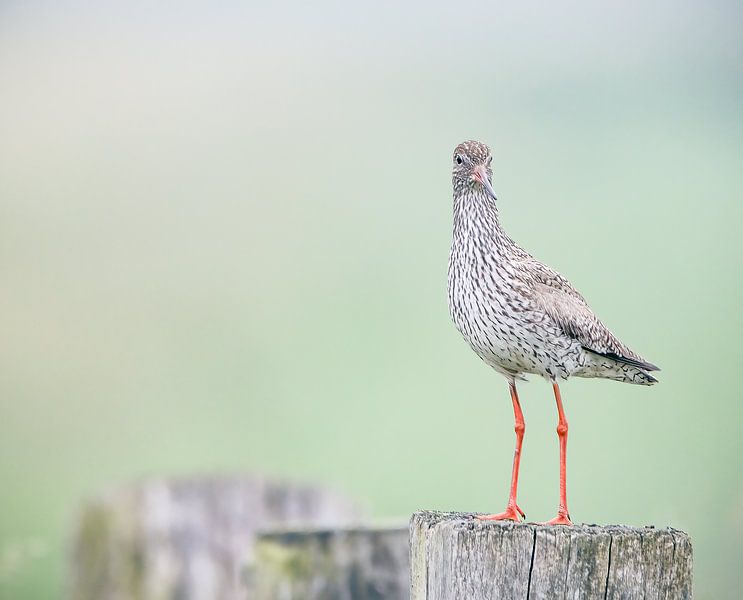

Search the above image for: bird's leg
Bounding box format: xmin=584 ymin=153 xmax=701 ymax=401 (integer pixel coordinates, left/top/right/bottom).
xmin=545 ymin=382 xmax=573 ymax=525
xmin=478 ymin=382 xmax=526 ymax=521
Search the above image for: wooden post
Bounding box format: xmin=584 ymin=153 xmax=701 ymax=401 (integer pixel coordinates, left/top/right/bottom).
xmin=248 ymin=526 xmax=409 ymax=600
xmin=68 ymin=476 xmax=362 ymax=600
xmin=410 ymin=511 xmax=692 ymax=600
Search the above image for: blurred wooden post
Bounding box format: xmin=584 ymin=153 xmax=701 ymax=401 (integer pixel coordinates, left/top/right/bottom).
xmin=410 ymin=511 xmax=692 ymax=600
xmin=248 ymin=526 xmax=409 ymax=600
xmin=68 ymin=476 xmax=362 ymax=600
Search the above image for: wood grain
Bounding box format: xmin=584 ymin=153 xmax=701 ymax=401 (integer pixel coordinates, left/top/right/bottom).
xmin=249 ymin=526 xmax=409 ymax=600
xmin=69 ymin=476 xmax=362 ymax=600
xmin=410 ymin=511 xmax=692 ymax=600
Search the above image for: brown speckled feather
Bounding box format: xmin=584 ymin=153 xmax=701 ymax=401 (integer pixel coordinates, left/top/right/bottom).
xmin=447 ymin=140 xmax=659 ymax=385
xmin=516 ymin=255 xmax=659 ymax=372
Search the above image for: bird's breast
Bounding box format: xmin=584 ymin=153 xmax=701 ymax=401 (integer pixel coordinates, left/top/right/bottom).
xmin=447 ymin=236 xmax=574 ymax=377
xmin=448 ymin=242 xmax=525 ymax=347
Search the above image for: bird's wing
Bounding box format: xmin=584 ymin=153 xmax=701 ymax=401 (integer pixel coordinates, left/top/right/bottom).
xmin=515 ymin=255 xmax=659 ymax=372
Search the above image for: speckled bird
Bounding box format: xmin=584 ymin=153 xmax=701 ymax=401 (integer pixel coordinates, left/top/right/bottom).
xmin=447 ymin=140 xmax=659 ymax=525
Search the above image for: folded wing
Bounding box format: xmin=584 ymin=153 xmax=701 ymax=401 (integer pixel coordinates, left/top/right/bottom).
xmin=516 ymin=256 xmax=659 ymax=372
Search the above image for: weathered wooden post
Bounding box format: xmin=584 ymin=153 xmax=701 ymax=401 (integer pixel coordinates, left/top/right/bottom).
xmin=248 ymin=525 xmax=409 ymax=599
xmin=68 ymin=476 xmax=362 ymax=600
xmin=410 ymin=511 xmax=692 ymax=600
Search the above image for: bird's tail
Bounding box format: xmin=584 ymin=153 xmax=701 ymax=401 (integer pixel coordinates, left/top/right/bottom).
xmin=577 ymin=360 xmax=659 ymax=386
xmin=617 ymin=366 xmax=658 ymax=386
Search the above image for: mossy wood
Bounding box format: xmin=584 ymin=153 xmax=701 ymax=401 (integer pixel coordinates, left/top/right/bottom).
xmin=248 ymin=526 xmax=409 ymax=600
xmin=68 ymin=476 xmax=361 ymax=600
xmin=410 ymin=511 xmax=692 ymax=600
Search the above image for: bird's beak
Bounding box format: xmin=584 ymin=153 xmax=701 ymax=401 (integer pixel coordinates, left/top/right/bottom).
xmin=472 ymin=165 xmax=497 ymax=201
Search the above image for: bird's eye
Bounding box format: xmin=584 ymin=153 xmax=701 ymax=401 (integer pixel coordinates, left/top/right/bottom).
xmin=455 ymin=155 xmax=463 ymax=165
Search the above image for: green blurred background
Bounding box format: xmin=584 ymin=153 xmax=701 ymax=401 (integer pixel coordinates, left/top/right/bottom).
xmin=1 ymin=1 xmax=741 ymax=598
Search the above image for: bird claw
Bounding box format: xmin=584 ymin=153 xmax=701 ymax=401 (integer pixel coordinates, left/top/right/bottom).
xmin=476 ymin=504 xmax=525 ymax=522
xmin=542 ymin=510 xmax=573 ymax=526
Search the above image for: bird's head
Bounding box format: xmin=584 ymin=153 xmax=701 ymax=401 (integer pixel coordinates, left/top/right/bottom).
xmin=452 ymin=140 xmax=496 ymax=200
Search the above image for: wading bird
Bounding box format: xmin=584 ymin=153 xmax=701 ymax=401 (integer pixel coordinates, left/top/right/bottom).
xmin=447 ymin=140 xmax=658 ymax=525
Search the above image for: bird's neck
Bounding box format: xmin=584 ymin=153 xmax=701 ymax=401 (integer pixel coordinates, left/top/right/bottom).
xmin=452 ymin=191 xmax=511 ymax=252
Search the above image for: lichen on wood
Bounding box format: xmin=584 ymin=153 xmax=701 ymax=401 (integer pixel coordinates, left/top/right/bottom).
xmin=68 ymin=476 xmax=362 ymax=600
xmin=248 ymin=526 xmax=409 ymax=600
xmin=410 ymin=511 xmax=692 ymax=600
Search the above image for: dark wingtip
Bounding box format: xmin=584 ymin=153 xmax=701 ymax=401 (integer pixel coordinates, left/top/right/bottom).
xmin=640 ymin=360 xmax=661 ymax=372
xmin=585 ymin=348 xmax=660 ymax=373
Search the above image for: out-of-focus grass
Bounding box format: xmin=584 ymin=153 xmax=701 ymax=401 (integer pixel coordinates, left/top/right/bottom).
xmin=1 ymin=1 xmax=742 ymax=598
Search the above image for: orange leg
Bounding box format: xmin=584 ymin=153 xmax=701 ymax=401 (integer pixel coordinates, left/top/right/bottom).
xmin=478 ymin=382 xmax=526 ymax=521
xmin=545 ymin=382 xmax=573 ymax=525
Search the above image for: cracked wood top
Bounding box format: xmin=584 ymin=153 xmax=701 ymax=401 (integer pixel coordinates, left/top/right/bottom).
xmin=410 ymin=511 xmax=692 ymax=600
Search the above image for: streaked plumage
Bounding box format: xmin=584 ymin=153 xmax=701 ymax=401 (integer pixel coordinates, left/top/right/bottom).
xmin=446 ymin=139 xmax=659 ymax=525
xmin=447 ymin=140 xmax=658 ymax=386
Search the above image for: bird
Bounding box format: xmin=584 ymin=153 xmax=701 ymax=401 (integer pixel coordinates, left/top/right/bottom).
xmin=447 ymin=140 xmax=658 ymax=525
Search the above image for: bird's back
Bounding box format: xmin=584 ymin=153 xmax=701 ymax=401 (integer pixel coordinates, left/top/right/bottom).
xmin=448 ymin=197 xmax=658 ymax=385
xmin=508 ymin=247 xmax=659 ymax=384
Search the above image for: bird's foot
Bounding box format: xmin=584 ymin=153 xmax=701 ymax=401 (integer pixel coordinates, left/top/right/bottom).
xmin=476 ymin=503 xmax=525 ymax=522
xmin=542 ymin=509 xmax=573 ymax=526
